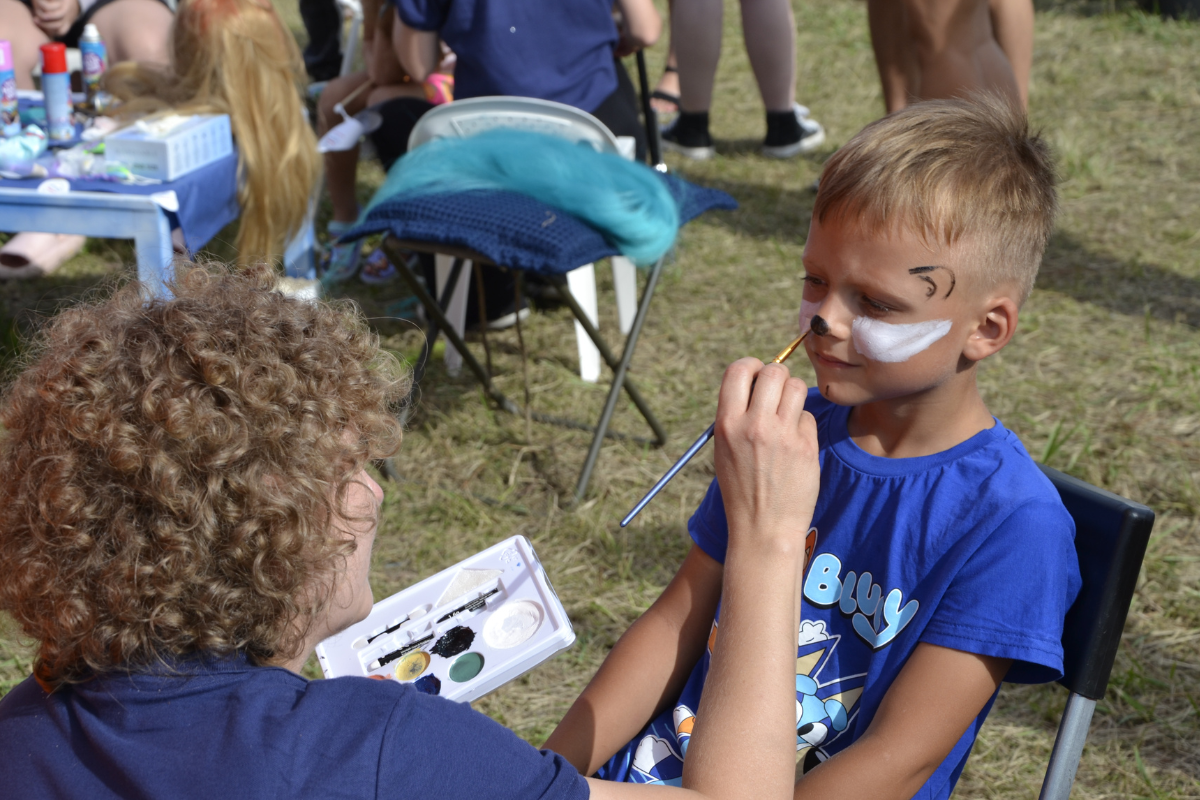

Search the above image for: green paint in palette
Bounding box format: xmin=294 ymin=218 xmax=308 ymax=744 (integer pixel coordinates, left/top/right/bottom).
xmin=448 ymin=652 xmax=485 ymax=683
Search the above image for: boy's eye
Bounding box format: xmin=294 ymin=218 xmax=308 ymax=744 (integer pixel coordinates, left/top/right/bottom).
xmin=801 ymin=276 xmax=825 ymax=288
xmin=861 ymin=295 xmax=893 ymax=313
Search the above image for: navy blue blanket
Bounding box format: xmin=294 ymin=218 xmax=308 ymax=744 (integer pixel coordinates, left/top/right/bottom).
xmin=344 ymin=173 xmax=736 ymax=275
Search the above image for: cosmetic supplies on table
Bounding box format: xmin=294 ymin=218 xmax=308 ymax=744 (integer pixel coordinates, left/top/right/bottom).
xmin=1 ymin=41 xmax=19 ymax=138
xmin=39 ymin=44 xmax=73 ymax=141
xmin=105 ymin=114 xmax=233 ymax=181
xmin=316 ymin=535 xmax=575 ymax=703
xmin=79 ymin=25 xmax=107 ymax=110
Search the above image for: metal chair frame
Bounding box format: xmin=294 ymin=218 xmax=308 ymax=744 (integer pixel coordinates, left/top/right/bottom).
xmin=384 ymin=239 xmax=666 ymax=499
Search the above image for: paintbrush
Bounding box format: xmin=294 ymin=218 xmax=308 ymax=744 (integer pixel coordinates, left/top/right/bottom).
xmin=620 ymin=319 xmax=827 ymax=528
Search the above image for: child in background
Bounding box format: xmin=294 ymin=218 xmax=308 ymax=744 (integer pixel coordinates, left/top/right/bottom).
xmin=545 ymin=96 xmax=1082 ymax=799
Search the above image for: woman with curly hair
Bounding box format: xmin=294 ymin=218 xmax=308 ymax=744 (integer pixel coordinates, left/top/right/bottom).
xmin=0 ymin=264 xmax=820 ymax=800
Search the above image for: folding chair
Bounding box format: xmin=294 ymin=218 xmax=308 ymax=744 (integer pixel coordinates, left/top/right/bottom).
xmin=1035 ymin=464 xmax=1156 ymax=800
xmin=355 ymin=94 xmax=736 ymax=499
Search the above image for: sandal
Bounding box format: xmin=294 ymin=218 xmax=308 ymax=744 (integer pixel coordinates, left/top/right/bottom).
xmin=359 ymin=246 xmax=403 ymax=286
xmin=321 ymin=220 xmax=362 ymax=285
xmin=650 ymin=65 xmax=681 ymax=115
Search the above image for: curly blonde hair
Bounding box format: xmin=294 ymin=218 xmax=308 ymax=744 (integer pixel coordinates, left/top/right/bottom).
xmin=0 ymin=265 xmax=408 ymax=686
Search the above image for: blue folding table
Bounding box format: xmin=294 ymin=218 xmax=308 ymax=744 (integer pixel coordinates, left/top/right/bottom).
xmin=0 ymin=152 xmax=240 ymax=296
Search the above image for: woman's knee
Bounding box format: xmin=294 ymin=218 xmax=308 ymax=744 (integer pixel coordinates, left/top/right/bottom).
xmin=0 ymin=0 xmax=50 ymax=89
xmin=89 ymin=0 xmax=173 ymax=65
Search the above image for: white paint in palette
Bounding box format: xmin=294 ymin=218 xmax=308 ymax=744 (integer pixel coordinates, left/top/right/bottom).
xmin=850 ymin=317 xmax=953 ymax=363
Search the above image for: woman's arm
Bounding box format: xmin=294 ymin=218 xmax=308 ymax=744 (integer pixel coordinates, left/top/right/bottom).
xmin=393 ymin=13 xmax=440 ymax=83
xmin=794 ymin=643 xmax=1011 ymax=799
xmin=614 ymin=0 xmax=662 ymax=51
xmin=588 ymin=359 xmax=821 ymax=800
xmin=544 ymin=544 xmax=724 ymax=776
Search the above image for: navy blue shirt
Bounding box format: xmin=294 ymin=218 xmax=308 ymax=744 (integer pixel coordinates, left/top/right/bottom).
xmin=0 ymin=653 xmax=588 ymax=800
xmin=598 ymin=389 xmax=1081 ymax=798
xmin=393 ymin=0 xmax=618 ymax=112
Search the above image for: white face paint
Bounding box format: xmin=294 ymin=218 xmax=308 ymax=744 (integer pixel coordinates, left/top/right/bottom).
xmin=799 ymin=299 xmax=821 ymax=335
xmin=851 ymin=317 xmax=953 ymax=363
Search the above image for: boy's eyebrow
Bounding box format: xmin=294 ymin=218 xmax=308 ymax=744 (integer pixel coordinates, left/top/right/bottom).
xmin=908 ymin=265 xmax=956 ymax=299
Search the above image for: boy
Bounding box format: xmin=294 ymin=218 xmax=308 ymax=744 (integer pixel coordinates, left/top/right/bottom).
xmin=544 ymin=96 xmax=1083 ymax=799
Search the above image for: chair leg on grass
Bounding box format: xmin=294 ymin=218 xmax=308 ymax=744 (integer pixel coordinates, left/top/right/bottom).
xmin=571 ymin=256 xmax=668 ymax=500
xmin=383 ymin=239 xmax=663 ymax=452
xmin=549 ymin=265 xmax=668 ymax=447
xmin=1038 ymin=693 xmax=1097 ymax=800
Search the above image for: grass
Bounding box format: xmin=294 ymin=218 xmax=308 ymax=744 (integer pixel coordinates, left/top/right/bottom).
xmin=2 ymin=0 xmax=1198 ymax=796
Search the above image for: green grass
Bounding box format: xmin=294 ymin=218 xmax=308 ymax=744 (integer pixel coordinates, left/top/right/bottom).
xmin=2 ymin=0 xmax=1198 ymax=796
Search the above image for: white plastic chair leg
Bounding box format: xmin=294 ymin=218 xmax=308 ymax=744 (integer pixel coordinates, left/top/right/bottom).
xmin=611 ymin=256 xmax=638 ymax=335
xmin=435 ymin=254 xmax=471 ymax=378
xmin=566 ymin=263 xmax=601 ymax=383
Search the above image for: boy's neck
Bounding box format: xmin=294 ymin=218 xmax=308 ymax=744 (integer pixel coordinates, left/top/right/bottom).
xmin=846 ymin=373 xmax=995 ymax=459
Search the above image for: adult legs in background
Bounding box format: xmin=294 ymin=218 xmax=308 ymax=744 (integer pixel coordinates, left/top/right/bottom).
xmin=85 ymin=0 xmax=173 ymax=66
xmin=300 ymin=0 xmax=342 ymax=81
xmin=989 ymin=0 xmax=1032 ymax=108
xmin=0 ymin=0 xmax=49 ymax=89
xmin=649 ymin=0 xmax=679 ymax=114
xmin=666 ymin=0 xmax=822 ymax=159
xmin=867 ymin=0 xmax=918 ymax=113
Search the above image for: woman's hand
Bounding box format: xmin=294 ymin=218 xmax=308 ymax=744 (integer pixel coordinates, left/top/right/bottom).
xmin=713 ymin=358 xmax=820 ymax=562
xmin=32 ymin=0 xmax=80 ymax=38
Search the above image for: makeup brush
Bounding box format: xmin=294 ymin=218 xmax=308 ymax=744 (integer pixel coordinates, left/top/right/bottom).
xmin=620 ymin=317 xmax=827 ymax=528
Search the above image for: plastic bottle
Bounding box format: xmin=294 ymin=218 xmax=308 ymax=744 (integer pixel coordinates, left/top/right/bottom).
xmin=79 ymin=24 xmax=107 ymax=109
xmin=0 ymin=41 xmax=19 ymax=138
xmin=40 ymin=43 xmax=74 ymax=141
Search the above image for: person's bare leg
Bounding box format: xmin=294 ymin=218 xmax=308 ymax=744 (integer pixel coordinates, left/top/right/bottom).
xmin=319 ymin=72 xmax=373 ymax=224
xmin=868 ymin=0 xmax=918 ymax=113
xmin=650 ymin=0 xmax=679 ymax=113
xmin=739 ymin=0 xmax=795 ymax=112
xmin=903 ymin=0 xmax=1019 ymax=105
xmin=88 ymin=0 xmax=172 ymax=66
xmin=989 ymin=0 xmax=1032 ymax=108
xmin=673 ymin=0 xmax=722 ymax=112
xmin=0 ymin=0 xmax=50 ymax=89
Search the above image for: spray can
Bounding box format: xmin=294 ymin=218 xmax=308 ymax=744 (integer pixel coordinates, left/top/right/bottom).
xmin=40 ymin=43 xmax=74 ymax=141
xmin=0 ymin=41 xmax=19 ymax=138
xmin=79 ymin=24 xmax=107 ymax=109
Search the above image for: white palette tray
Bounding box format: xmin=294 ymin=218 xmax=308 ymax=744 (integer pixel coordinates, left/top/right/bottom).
xmin=316 ymin=535 xmax=575 ymax=703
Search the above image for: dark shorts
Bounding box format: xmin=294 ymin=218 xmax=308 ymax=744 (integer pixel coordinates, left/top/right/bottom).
xmin=15 ymin=0 xmax=173 ymax=48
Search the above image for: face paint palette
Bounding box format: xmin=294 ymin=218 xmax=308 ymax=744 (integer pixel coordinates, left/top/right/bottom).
xmin=315 ymin=535 xmax=575 ymax=703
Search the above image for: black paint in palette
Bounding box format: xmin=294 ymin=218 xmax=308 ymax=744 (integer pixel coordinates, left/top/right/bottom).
xmin=431 ymin=626 xmax=475 ymax=658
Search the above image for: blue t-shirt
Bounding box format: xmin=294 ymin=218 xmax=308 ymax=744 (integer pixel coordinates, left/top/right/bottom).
xmin=393 ymin=0 xmax=618 ymax=113
xmin=0 ymin=653 xmax=587 ymax=800
xmin=598 ymin=389 xmax=1081 ymax=798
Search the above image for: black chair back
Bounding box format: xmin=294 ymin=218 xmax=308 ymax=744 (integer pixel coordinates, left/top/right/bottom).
xmin=1038 ymin=464 xmax=1155 ymax=699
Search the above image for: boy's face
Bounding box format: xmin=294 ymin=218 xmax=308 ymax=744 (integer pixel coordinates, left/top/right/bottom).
xmin=800 ymin=214 xmax=992 ymax=407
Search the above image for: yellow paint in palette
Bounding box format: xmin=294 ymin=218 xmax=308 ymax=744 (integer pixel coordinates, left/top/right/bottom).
xmin=394 ymin=650 xmax=431 ymax=681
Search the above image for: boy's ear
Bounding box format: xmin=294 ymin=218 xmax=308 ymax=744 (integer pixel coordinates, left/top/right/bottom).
xmin=962 ymin=294 xmax=1019 ymax=362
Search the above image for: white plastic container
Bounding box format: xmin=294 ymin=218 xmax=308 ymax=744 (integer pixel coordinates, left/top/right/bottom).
xmin=316 ymin=535 xmax=575 ymax=703
xmin=105 ymin=114 xmax=232 ymax=181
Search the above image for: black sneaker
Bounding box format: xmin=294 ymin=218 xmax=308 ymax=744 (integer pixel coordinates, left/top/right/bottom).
xmin=661 ymin=111 xmax=716 ymax=160
xmin=763 ymin=104 xmax=826 ymax=158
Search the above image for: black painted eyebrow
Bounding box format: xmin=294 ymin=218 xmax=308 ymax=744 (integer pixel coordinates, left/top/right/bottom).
xmin=908 ymin=265 xmax=956 ymax=298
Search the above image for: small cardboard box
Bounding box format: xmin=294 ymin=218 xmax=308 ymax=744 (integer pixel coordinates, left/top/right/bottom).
xmin=105 ymin=114 xmax=233 ymax=182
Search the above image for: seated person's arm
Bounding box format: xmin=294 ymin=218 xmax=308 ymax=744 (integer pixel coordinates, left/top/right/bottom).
xmin=793 ymin=644 xmax=1011 ymax=799
xmin=544 ymin=544 xmax=724 ymax=776
xmin=394 ymin=15 xmax=440 ymax=83
xmin=369 ymin=7 xmax=408 ymax=87
xmin=614 ymin=0 xmax=662 ymax=51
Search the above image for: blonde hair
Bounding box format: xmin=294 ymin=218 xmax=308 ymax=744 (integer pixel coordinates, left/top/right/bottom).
xmin=107 ymin=0 xmax=321 ymax=264
xmin=814 ymin=96 xmax=1057 ymax=305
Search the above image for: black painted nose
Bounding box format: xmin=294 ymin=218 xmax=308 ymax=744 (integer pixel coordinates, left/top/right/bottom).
xmin=810 ymin=315 xmax=830 ymax=336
